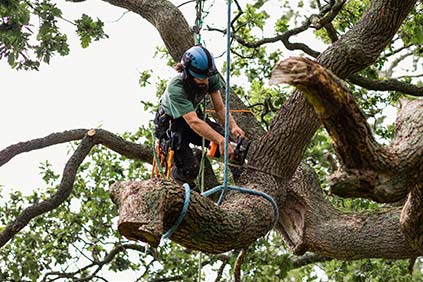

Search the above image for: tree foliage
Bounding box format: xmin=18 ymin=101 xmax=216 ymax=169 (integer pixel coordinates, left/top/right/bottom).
xmin=1 ymin=0 xmax=423 ymax=281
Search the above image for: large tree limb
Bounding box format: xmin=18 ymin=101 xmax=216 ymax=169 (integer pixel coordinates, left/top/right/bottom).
xmin=0 ymin=129 xmax=152 ymax=167
xmin=110 ymin=168 xmax=280 ymax=254
xmin=276 ymin=164 xmax=422 ymax=259
xmin=271 ymin=57 xmax=423 ymax=203
xmin=270 ymin=57 xmax=391 ymax=170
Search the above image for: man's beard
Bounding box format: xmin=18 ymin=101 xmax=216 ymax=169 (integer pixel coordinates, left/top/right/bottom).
xmin=183 ymin=77 xmax=209 ymax=105
xmin=193 ymin=82 xmax=209 ymax=96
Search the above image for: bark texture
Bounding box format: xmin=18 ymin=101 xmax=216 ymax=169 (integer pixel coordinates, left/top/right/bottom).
xmin=110 ymin=177 xmax=276 ymax=253
xmin=271 ymin=57 xmax=423 ymax=203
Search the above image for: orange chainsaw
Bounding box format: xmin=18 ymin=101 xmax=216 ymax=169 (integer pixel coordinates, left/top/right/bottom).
xmin=207 ymin=136 xmax=252 ymax=166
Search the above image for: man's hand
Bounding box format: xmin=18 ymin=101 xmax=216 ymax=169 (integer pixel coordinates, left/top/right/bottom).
xmin=231 ymin=125 xmax=245 ymax=139
xmin=219 ymin=138 xmax=235 ymax=160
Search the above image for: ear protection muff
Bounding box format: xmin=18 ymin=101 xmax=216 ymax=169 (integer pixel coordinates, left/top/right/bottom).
xmin=181 ymin=54 xmax=192 ymax=80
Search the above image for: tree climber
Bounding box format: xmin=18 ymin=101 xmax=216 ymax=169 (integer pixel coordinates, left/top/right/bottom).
xmin=154 ymin=45 xmax=245 ymax=186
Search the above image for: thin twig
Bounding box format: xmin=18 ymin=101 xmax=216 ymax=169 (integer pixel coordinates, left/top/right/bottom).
xmin=234 ymin=248 xmax=248 ymax=282
xmin=177 ymin=0 xmax=196 ymax=8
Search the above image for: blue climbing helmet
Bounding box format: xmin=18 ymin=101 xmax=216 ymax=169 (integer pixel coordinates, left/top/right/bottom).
xmin=181 ymin=45 xmax=218 ymax=79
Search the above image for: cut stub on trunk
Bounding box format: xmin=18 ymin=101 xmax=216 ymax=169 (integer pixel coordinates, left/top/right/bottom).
xmin=110 ymin=180 xmax=170 ymax=247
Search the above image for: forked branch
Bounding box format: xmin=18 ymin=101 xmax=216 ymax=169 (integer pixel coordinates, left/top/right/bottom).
xmin=270 ymin=57 xmax=423 ymax=203
xmin=0 ymin=129 xmax=151 ymax=248
xmin=270 ymin=56 xmax=390 ymax=170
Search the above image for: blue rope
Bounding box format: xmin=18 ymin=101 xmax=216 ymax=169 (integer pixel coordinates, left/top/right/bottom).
xmin=217 ymin=0 xmax=232 ymax=206
xmin=162 ymin=183 xmax=191 ymax=239
xmin=202 ymin=186 xmax=279 ymax=228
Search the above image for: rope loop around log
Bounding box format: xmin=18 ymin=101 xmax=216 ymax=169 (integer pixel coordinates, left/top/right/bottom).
xmin=162 ymin=183 xmax=191 ymax=239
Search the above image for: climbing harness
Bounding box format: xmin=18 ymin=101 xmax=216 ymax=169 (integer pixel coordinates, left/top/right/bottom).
xmin=151 ymin=123 xmax=178 ymax=180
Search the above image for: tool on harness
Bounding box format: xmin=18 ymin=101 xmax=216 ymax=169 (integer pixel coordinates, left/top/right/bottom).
xmin=207 ymin=136 xmax=252 ymax=167
xmin=151 ymin=125 xmax=180 ymax=180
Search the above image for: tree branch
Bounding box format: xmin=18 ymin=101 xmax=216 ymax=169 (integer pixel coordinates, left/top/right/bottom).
xmin=42 ymin=243 xmax=148 ymax=282
xmin=271 ymin=57 xmax=390 ymax=170
xmin=0 ymin=129 xmax=152 ymax=167
xmin=275 ymin=164 xmax=422 ymax=259
xmin=0 ymin=134 xmax=95 ymax=248
xmin=0 ymin=129 xmax=86 ymax=167
xmin=228 ymin=20 xmax=320 ymax=58
xmin=234 ymin=248 xmax=247 ymax=282
xmin=219 ymin=0 xmax=346 ymax=57
xmin=149 ymin=276 xmax=183 ymax=282
xmin=109 ymin=174 xmax=278 ymax=253
xmin=271 ymin=57 xmax=423 ymax=203
xmin=348 ymin=74 xmax=423 ymax=96
xmin=0 ymin=129 xmax=153 ymax=248
xmin=291 ymin=253 xmax=333 ymax=268
xmin=214 ymin=256 xmax=229 ymax=282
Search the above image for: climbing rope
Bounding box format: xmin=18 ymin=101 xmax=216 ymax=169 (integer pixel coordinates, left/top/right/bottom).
xmin=162 ymin=183 xmax=191 ymax=239
xmin=217 ymin=0 xmax=233 ymax=206
xmin=193 ymin=0 xmax=206 ymax=44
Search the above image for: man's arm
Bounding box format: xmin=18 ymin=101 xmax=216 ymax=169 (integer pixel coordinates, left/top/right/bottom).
xmin=210 ymin=90 xmax=245 ymax=138
xmin=183 ymin=111 xmax=234 ymax=157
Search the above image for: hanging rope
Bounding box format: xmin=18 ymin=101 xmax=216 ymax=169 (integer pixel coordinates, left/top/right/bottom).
xmin=194 ymin=0 xmax=205 ymax=44
xmin=216 ymin=0 xmax=233 ymax=206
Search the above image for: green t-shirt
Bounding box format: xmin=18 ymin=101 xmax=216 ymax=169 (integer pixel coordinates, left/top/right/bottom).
xmin=161 ymin=73 xmax=224 ymax=119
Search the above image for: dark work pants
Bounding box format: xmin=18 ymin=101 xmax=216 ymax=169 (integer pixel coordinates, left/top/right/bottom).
xmin=169 ymin=117 xmax=225 ymax=186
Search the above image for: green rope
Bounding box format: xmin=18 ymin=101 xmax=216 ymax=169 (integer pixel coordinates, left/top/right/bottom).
xmin=193 ymin=2 xmax=207 ymax=279
xmin=194 ymin=0 xmax=205 ymax=44
xmin=197 ymin=100 xmax=207 ymax=282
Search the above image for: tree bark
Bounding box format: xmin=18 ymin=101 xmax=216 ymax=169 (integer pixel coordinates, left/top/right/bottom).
xmin=271 ymin=57 xmax=423 ymax=203
xmin=110 ymin=177 xmax=276 ymax=254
